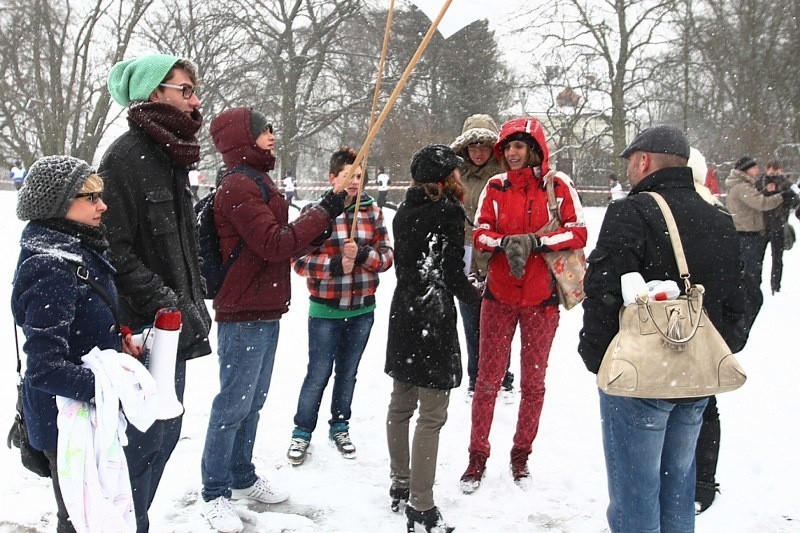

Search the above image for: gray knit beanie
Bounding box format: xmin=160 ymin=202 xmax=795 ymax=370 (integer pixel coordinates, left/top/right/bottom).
xmin=17 ymin=155 xmax=94 ymax=221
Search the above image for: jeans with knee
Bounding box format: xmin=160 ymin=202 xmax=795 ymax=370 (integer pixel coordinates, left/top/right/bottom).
xmin=386 ymin=379 xmax=450 ymax=511
xmin=600 ymin=390 xmax=707 ymax=533
xmin=201 ymin=320 xmax=279 ymax=502
xmin=293 ymin=313 xmax=374 ymax=435
xmin=126 ymin=360 xmax=186 ymax=533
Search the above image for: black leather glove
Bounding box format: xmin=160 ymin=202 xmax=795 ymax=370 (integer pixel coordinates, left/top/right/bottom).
xmin=501 ymin=234 xmax=540 ymax=279
xmin=318 ymin=190 xmax=348 ymax=219
xmin=781 ymin=190 xmax=798 ymax=202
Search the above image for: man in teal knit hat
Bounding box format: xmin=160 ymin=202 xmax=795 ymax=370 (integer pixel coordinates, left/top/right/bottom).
xmin=99 ymin=54 xmax=212 ymax=532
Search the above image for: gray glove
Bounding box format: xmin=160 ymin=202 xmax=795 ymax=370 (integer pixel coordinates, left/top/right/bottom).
xmin=501 ymin=234 xmax=541 ymax=279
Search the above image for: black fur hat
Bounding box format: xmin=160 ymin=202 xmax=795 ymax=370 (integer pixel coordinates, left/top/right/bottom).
xmin=410 ymin=144 xmax=463 ymax=184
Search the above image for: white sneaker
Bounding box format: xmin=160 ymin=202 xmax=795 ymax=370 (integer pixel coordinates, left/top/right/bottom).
xmin=205 ymin=496 xmax=243 ymax=533
xmin=231 ymin=476 xmax=289 ymax=504
xmin=500 ymin=386 xmax=515 ymax=404
xmin=464 ymin=388 xmax=475 ymax=402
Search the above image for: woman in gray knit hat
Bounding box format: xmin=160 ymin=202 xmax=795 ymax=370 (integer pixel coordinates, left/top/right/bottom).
xmin=12 ymin=155 xmax=139 ymax=532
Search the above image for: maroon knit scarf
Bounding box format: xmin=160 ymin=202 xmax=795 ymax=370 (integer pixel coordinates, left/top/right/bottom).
xmin=128 ymin=102 xmax=202 ymax=166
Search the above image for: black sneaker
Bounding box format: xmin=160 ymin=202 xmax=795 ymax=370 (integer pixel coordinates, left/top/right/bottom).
xmin=287 ymin=437 xmax=310 ymax=466
xmin=330 ymin=430 xmax=357 ymax=459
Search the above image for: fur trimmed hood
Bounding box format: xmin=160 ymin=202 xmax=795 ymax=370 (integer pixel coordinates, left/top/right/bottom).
xmin=450 ymin=114 xmax=499 ymax=157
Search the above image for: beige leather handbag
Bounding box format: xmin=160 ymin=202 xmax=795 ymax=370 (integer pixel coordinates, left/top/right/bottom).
xmin=596 ymin=192 xmax=747 ymax=399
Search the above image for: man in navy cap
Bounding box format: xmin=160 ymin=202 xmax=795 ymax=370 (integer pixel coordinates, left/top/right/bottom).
xmin=579 ymin=125 xmax=746 ymax=533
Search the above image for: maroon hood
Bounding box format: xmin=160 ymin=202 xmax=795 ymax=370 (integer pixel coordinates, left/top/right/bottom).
xmin=494 ymin=117 xmax=551 ymax=175
xmin=210 ymin=107 xmax=275 ymax=171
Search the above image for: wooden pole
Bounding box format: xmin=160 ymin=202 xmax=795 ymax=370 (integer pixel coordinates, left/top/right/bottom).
xmin=349 ymin=0 xmax=395 ymax=241
xmin=333 ymin=0 xmax=453 ymax=196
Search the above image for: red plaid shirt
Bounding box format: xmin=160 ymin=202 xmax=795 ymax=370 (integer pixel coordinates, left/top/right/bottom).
xmin=293 ymin=195 xmax=394 ymax=309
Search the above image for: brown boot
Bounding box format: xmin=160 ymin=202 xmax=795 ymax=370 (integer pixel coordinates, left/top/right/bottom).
xmin=460 ymin=451 xmax=488 ymax=494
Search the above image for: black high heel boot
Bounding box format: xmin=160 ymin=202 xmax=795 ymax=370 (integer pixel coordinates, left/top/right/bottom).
xmin=390 ymin=485 xmax=409 ymax=512
xmin=405 ymin=505 xmax=454 ymax=532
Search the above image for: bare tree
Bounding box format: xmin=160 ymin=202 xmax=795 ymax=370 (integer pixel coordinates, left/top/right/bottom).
xmin=0 ymin=0 xmax=153 ymax=164
xmin=517 ymin=0 xmax=678 ymax=175
xmin=369 ymin=9 xmax=514 ymax=177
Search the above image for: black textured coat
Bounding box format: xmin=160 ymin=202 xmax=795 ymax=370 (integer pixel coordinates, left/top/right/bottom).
xmin=385 ymin=188 xmax=480 ymax=389
xmin=578 ymin=167 xmax=746 ymax=374
xmin=98 ymin=123 xmax=212 ymax=361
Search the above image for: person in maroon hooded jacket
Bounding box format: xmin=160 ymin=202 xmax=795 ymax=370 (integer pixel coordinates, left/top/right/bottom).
xmin=459 ymin=117 xmax=587 ymax=494
xmin=199 ymin=106 xmax=347 ymax=533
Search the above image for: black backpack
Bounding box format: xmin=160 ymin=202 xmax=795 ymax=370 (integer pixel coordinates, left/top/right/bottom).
xmin=195 ymin=166 xmax=270 ymax=299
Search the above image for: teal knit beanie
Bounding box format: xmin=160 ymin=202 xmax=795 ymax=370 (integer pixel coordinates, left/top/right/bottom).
xmin=107 ymin=54 xmax=181 ymax=106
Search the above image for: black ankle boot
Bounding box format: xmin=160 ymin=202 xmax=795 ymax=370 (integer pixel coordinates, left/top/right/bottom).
xmin=390 ymin=485 xmax=409 ymax=512
xmin=405 ymin=505 xmax=454 ymax=532
xmin=695 ymin=480 xmax=720 ymax=514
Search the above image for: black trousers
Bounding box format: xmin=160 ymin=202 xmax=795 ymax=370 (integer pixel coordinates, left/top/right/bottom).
xmin=43 ymin=449 xmax=77 ymax=533
xmin=765 ymin=226 xmax=785 ymax=293
xmin=695 ymin=395 xmax=720 ymax=484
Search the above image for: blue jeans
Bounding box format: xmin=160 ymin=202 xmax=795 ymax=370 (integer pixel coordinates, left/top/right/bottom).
xmin=293 ymin=313 xmax=374 ymax=435
xmin=599 ymin=390 xmax=707 ymax=533
xmin=126 ymin=360 xmax=185 ymax=533
xmin=201 ymin=320 xmax=279 ymax=501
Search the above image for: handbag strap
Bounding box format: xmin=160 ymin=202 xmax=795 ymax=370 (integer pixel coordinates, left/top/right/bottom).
xmin=13 ymin=324 xmax=22 ymax=379
xmin=65 ymin=261 xmax=121 ymax=333
xmin=543 ymin=171 xmax=560 ymax=225
xmin=643 ymin=191 xmax=692 ymax=293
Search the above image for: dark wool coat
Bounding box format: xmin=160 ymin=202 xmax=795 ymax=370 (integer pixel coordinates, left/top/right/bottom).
xmin=385 ymin=188 xmax=480 ymax=390
xmin=12 ymin=224 xmax=121 ymax=451
xmin=578 ymin=167 xmax=747 ymax=374
xmin=99 ymin=123 xmax=212 ymax=361
xmin=209 ymin=107 xmax=333 ymax=322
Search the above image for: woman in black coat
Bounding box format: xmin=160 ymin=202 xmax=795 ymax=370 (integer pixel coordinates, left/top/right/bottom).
xmin=385 ymin=145 xmax=480 ymax=533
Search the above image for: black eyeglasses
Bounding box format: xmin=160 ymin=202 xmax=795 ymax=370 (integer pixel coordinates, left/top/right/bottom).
xmin=159 ymin=83 xmax=199 ymax=99
xmin=74 ymin=191 xmax=103 ymax=204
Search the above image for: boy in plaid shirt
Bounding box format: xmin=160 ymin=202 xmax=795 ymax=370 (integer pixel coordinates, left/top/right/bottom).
xmin=287 ymin=147 xmax=394 ymax=465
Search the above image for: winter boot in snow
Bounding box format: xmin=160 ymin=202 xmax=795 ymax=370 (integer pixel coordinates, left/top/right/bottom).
xmin=695 ymin=481 xmax=720 ymax=514
xmin=405 ymin=505 xmax=455 ymax=533
xmin=459 ymin=451 xmax=487 ymax=494
xmin=510 ymin=447 xmax=531 ymax=489
xmin=390 ymin=484 xmax=410 ymax=512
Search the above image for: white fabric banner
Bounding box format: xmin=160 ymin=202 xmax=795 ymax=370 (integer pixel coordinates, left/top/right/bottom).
xmin=406 ymin=0 xmax=488 ymax=39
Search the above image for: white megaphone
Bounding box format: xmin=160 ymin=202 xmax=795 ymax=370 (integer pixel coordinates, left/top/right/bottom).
xmin=133 ymin=307 xmax=184 ymax=420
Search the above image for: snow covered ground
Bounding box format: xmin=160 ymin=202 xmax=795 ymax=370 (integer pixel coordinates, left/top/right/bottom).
xmin=0 ymin=189 xmax=798 ymax=532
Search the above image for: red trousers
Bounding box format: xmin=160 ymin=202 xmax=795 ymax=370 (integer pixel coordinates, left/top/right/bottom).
xmin=469 ymin=297 xmax=559 ymax=457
